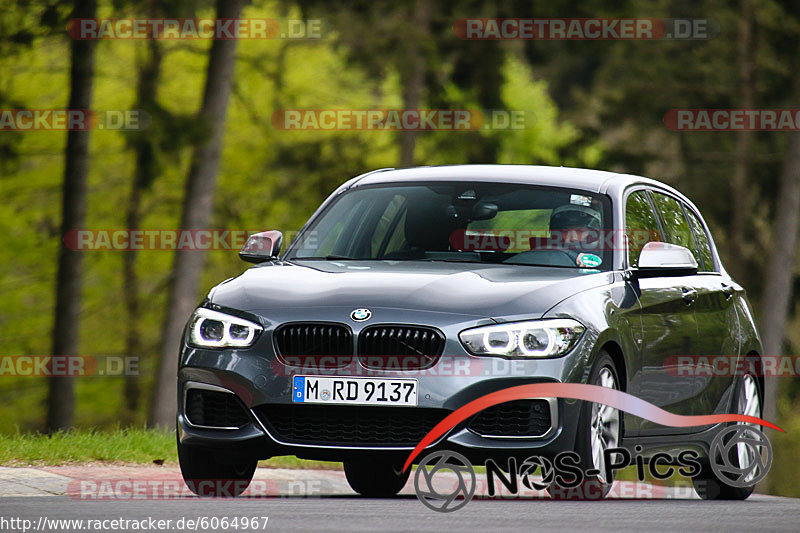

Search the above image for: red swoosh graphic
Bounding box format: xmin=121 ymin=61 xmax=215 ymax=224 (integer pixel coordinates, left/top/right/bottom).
xmin=402 ymin=383 xmax=783 ymax=473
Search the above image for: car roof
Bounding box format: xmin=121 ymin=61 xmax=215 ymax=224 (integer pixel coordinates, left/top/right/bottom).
xmin=350 ymin=164 xmax=683 ymax=198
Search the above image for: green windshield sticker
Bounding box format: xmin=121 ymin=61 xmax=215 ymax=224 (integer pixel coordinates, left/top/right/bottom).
xmin=577 ymin=253 xmax=602 ymax=268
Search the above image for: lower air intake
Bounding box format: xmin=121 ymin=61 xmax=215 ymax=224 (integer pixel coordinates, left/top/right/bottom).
xmin=185 ymin=388 xmax=251 ymax=428
xmin=254 ymin=404 xmax=450 ymax=447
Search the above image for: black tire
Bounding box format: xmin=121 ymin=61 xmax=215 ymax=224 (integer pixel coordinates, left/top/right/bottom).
xmin=550 ymin=351 xmax=621 ymax=500
xmin=692 ymin=461 xmax=756 ymax=501
xmin=344 ymin=459 xmax=410 ymax=497
xmin=178 ymin=439 xmax=258 ymax=497
xmin=692 ymin=362 xmax=763 ymax=501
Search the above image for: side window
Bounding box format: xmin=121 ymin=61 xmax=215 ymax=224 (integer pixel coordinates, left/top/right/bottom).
xmin=683 ymin=205 xmax=715 ymax=272
xmin=624 ymin=190 xmax=663 ymax=267
xmin=650 ymin=192 xmax=703 ymax=268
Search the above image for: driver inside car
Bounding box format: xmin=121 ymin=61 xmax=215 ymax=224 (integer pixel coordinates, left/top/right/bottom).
xmin=531 ymin=203 xmax=605 ymax=268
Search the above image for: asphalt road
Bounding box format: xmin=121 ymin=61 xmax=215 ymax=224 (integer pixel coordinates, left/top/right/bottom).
xmin=2 ymin=494 xmax=800 ymax=533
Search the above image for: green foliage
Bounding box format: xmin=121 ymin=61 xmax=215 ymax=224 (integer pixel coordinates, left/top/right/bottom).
xmin=768 ymin=396 xmax=800 ymax=497
xmin=494 ymin=54 xmax=584 ymax=165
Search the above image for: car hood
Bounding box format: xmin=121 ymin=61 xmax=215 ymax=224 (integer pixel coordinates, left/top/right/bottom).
xmin=210 ymin=260 xmax=613 ymax=320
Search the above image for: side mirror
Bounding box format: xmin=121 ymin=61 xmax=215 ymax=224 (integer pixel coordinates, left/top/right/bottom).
xmin=634 ymin=241 xmax=698 ymax=278
xmin=239 ymin=230 xmax=283 ymax=263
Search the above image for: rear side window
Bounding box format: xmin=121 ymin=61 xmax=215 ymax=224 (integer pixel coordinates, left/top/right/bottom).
xmin=624 ymin=190 xmax=662 ymax=267
xmin=650 ymin=192 xmax=703 ymax=268
xmin=683 ymin=206 xmax=715 ymax=272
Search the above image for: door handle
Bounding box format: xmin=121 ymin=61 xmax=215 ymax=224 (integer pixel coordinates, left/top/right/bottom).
xmin=681 ymin=287 xmax=698 ymax=305
xmin=721 ymin=283 xmax=735 ymax=300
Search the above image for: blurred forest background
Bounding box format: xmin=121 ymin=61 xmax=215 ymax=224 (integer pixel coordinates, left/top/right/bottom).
xmin=1 ymin=0 xmax=800 ymax=494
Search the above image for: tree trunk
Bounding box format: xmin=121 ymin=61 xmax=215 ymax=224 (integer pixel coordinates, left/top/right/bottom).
xmin=759 ymin=123 xmax=800 ymax=497
xmin=729 ymin=0 xmax=754 ymax=281
xmin=123 ymin=39 xmax=162 ymax=422
xmin=397 ymin=0 xmax=430 ymax=168
xmin=759 ymin=66 xmax=800 ymax=427
xmin=45 ymin=0 xmax=98 ymax=433
xmin=148 ymin=0 xmax=246 ymax=428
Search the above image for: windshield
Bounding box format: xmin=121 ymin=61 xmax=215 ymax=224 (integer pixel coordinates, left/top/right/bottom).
xmin=286 ymin=182 xmax=613 ymax=269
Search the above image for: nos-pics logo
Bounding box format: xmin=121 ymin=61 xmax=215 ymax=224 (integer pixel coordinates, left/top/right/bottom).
xmin=709 ymin=424 xmax=772 ymax=488
xmin=413 ymin=425 xmax=772 ymax=512
xmin=414 ymin=450 xmax=476 ymax=513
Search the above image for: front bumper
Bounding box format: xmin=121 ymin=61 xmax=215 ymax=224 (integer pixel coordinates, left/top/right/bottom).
xmin=177 ymin=306 xmax=593 ymax=464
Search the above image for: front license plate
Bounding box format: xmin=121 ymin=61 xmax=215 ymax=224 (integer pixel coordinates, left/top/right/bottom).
xmin=292 ymin=376 xmax=418 ymax=406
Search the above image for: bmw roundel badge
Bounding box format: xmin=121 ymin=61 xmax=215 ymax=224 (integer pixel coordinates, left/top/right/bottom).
xmin=350 ymin=308 xmax=372 ymax=322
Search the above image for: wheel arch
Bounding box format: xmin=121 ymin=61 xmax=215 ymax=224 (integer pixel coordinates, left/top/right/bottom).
xmin=588 ymin=333 xmax=628 ymax=393
xmin=594 ymin=340 xmax=628 ymax=439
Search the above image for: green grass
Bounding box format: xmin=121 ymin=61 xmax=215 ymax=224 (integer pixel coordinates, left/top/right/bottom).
xmin=0 ymin=428 xmax=176 ymax=466
xmin=766 ymin=397 xmax=800 ymax=497
xmin=0 ymin=428 xmax=340 ymax=470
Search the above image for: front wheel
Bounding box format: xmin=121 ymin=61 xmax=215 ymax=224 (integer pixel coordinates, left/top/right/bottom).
xmin=344 ymin=459 xmax=410 ymax=497
xmin=550 ymin=351 xmax=621 ymax=500
xmin=178 ymin=439 xmax=258 ymax=497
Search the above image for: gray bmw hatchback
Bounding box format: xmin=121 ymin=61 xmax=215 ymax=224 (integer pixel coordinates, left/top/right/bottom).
xmin=177 ymin=165 xmax=763 ymax=500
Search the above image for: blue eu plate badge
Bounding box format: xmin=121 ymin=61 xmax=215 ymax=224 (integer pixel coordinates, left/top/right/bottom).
xmin=293 ymin=376 xmax=305 ymax=402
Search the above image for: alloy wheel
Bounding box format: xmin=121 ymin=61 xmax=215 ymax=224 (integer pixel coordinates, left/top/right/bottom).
xmin=736 ymin=373 xmax=762 ymax=482
xmin=590 ymin=367 xmax=620 ymax=483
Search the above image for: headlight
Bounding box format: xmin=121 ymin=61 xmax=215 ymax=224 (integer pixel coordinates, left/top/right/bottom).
xmin=188 ymin=308 xmax=262 ymax=348
xmin=459 ymin=319 xmax=585 ymax=358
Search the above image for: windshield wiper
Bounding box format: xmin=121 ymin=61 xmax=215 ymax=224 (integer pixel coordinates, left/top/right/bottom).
xmin=420 ymin=258 xmax=486 ymax=263
xmin=502 ymin=261 xmax=584 ymax=269
xmin=292 ymin=255 xmax=359 ymax=260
